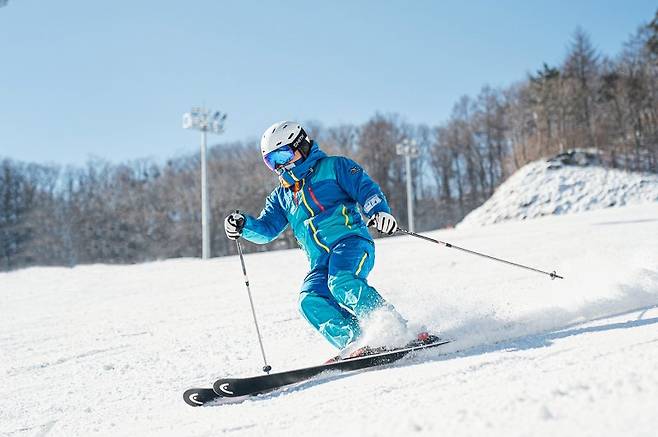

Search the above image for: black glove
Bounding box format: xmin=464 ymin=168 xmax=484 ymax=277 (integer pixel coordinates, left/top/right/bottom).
xmin=224 ymin=211 xmax=245 ymax=240
xmin=367 ymin=212 xmax=398 ymax=235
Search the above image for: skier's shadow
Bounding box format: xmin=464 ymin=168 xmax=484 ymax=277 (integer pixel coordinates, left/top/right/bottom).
xmin=592 ymin=218 xmax=658 ymax=226
xmin=503 ymin=316 xmax=658 ymax=351
xmin=418 ymin=305 xmax=658 ymax=363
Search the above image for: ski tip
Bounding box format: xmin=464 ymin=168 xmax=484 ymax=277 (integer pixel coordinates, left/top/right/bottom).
xmin=183 ymin=389 xmax=204 ymax=407
xmin=183 ymin=388 xmax=218 ymax=407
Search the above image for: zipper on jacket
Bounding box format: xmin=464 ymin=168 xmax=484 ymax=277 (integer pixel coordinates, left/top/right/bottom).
xmin=299 ymin=180 xmax=316 ymax=217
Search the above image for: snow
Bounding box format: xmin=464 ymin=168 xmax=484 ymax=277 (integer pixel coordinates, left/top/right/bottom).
xmin=459 ymin=159 xmax=658 ymax=228
xmin=2 ymin=202 xmax=658 ymax=436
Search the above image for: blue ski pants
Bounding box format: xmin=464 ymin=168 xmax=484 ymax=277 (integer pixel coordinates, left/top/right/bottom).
xmin=298 ymin=236 xmax=390 ymax=349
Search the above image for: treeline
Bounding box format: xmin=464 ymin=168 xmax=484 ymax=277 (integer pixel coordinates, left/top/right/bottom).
xmin=2 ymin=14 xmax=657 ymax=271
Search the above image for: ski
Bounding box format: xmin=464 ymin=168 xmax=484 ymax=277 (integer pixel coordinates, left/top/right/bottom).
xmin=183 ymin=339 xmax=451 ymax=406
xmin=211 ymin=338 xmax=451 ymax=399
xmin=184 ymin=387 xmax=257 ymax=407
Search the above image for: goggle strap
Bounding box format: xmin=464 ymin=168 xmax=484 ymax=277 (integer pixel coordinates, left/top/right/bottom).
xmin=289 ymin=128 xmax=310 ymax=154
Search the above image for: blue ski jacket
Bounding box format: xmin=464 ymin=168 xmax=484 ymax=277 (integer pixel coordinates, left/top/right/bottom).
xmin=241 ymin=142 xmax=391 ymax=268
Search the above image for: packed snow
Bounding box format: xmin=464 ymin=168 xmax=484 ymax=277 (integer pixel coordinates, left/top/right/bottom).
xmin=2 ymin=202 xmax=658 ymax=436
xmin=459 ymin=156 xmax=658 ymax=228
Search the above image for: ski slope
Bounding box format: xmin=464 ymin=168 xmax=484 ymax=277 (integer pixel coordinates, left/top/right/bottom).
xmin=2 ymin=203 xmax=658 ymax=437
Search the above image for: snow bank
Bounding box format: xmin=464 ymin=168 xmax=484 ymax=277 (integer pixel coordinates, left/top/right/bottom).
xmin=459 ymin=154 xmax=658 ymax=228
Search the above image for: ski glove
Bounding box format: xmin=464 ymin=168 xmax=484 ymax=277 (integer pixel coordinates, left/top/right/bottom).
xmin=224 ymin=211 xmax=245 ymax=240
xmin=367 ymin=212 xmax=398 ymax=235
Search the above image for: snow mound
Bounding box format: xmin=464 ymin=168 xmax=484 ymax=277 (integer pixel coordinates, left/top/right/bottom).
xmin=459 ymin=153 xmax=658 ymax=228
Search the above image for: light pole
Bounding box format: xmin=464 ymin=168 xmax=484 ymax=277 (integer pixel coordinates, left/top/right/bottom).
xmin=396 ymin=138 xmax=419 ymax=233
xmin=183 ymin=107 xmax=227 ymax=259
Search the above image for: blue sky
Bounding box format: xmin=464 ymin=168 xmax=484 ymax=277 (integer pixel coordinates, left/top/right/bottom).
xmin=1 ymin=0 xmax=655 ymax=165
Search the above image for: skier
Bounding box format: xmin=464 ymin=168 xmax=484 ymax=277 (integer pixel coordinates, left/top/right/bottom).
xmin=224 ymin=121 xmax=434 ymax=359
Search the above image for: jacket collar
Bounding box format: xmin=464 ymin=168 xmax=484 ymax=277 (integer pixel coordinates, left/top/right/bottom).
xmin=278 ymin=141 xmax=327 ymax=188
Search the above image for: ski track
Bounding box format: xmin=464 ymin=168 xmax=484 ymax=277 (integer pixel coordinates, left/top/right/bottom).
xmin=1 ymin=203 xmax=658 ymax=436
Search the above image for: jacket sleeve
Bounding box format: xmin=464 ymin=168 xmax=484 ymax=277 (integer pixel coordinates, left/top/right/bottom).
xmin=241 ymin=189 xmax=289 ymax=244
xmin=334 ymin=157 xmax=391 ymax=217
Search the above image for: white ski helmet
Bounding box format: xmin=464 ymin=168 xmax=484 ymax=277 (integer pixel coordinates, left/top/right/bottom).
xmin=260 ymin=121 xmax=311 ymax=157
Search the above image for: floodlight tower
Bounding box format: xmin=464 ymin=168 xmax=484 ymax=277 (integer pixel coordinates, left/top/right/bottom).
xmin=182 ymin=107 xmax=227 ymax=259
xmin=396 ymin=138 xmax=420 ymax=233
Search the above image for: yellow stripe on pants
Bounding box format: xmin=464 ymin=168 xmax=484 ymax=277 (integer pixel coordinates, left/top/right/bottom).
xmin=355 ymin=252 xmax=368 ymax=276
xmin=309 ymin=219 xmax=330 ymax=252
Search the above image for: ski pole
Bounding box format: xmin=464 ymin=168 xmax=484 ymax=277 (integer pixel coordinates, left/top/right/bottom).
xmin=236 ymin=238 xmax=272 ymax=373
xmin=395 ymin=227 xmax=564 ymax=280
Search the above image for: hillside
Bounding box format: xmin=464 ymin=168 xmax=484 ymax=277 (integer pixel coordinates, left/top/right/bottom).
xmin=2 ymin=202 xmax=658 ymax=436
xmin=459 ymin=152 xmax=658 ymax=228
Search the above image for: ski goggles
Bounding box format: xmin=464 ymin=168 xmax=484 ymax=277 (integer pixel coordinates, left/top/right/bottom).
xmin=263 ymin=144 xmax=296 ymax=173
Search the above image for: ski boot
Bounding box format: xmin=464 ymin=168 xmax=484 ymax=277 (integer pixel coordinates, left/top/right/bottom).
xmin=406 ymin=331 xmax=442 ymax=348
xmin=325 ymin=344 xmax=388 ymax=363
xmin=346 ymin=345 xmax=388 ymax=359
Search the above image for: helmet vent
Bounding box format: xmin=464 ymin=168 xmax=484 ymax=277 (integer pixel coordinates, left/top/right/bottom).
xmin=283 ymin=124 xmax=288 ymax=128
xmin=276 ymin=141 xmax=282 ymax=146
xmin=288 ymin=132 xmax=294 ymax=139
